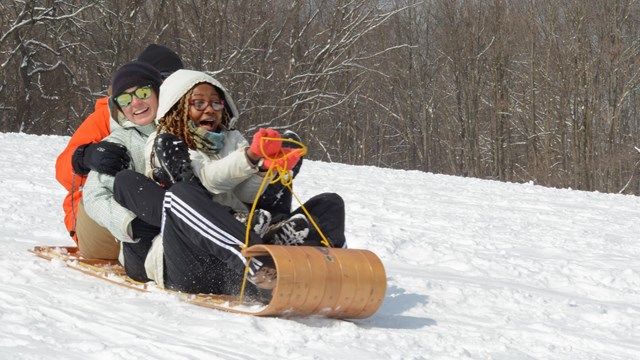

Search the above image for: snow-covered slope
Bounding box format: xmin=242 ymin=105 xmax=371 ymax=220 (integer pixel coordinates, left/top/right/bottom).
xmin=1 ymin=132 xmax=638 ymax=359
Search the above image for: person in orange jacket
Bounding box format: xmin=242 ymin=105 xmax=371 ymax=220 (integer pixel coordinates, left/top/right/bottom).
xmin=55 ymin=44 xmax=184 ymax=259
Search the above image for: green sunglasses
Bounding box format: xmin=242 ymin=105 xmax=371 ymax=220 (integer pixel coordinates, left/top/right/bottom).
xmin=114 ymin=85 xmax=154 ymax=108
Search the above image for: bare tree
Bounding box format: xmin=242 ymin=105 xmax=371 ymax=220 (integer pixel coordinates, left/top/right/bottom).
xmin=0 ymin=1 xmax=93 ymax=133
xmin=2 ymin=0 xmax=640 ymax=194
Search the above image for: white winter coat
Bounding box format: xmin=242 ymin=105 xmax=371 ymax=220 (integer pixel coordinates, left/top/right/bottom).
xmin=143 ymin=70 xmax=267 ymax=287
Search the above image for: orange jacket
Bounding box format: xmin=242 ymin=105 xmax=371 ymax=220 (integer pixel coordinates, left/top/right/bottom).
xmin=55 ymin=97 xmax=112 ymax=243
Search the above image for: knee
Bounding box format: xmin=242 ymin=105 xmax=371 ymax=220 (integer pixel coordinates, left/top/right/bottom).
xmin=114 ymin=169 xmax=144 ymax=184
xmin=168 ymin=181 xmax=189 ymax=198
xmin=114 ymin=169 xmax=142 ymax=203
xmin=312 ymin=192 xmax=344 ymax=209
xmin=168 ymin=181 xmax=205 ymax=199
xmin=324 ymin=192 xmax=344 ymax=206
xmin=114 ymin=169 xmax=153 ymax=195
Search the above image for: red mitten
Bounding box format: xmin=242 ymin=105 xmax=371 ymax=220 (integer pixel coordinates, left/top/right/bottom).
xmin=262 ymin=148 xmax=303 ymax=171
xmin=250 ymin=128 xmax=282 ymax=158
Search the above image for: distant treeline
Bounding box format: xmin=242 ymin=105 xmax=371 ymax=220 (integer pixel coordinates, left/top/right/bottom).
xmin=2 ymin=0 xmax=640 ymax=194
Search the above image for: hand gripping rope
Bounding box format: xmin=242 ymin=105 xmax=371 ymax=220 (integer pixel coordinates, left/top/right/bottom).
xmin=239 ymin=135 xmax=333 ymax=300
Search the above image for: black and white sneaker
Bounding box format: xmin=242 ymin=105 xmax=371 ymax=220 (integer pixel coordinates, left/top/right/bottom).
xmin=263 ymin=213 xmax=309 ymax=246
xmin=248 ymin=265 xmax=277 ymax=290
xmin=153 ymin=133 xmax=196 ymax=187
xmin=234 ymin=209 xmax=273 ymax=237
xmin=251 ymin=209 xmax=272 ymax=238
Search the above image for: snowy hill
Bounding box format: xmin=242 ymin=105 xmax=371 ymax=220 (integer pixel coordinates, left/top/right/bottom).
xmin=1 ymin=132 xmax=639 ymax=359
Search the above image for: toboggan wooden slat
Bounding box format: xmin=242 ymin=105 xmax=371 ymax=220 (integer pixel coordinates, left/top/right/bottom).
xmin=29 ymin=244 xmax=386 ymax=319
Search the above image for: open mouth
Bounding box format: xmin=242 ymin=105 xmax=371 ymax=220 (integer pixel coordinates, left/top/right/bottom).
xmin=198 ymin=119 xmax=217 ymax=131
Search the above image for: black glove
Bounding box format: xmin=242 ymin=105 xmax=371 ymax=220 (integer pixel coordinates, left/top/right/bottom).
xmin=72 ymin=141 xmax=131 ymax=176
xmin=281 ymin=130 xmax=303 ymax=178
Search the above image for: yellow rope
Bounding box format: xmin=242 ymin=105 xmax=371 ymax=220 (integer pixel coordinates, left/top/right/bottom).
xmin=239 ymin=135 xmax=333 ymax=302
xmin=286 ymin=182 xmax=333 ymax=247
xmin=243 ymin=135 xmax=308 ymax=247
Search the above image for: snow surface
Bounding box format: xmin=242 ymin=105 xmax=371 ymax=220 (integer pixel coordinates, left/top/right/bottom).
xmin=1 ymin=132 xmax=639 ymax=360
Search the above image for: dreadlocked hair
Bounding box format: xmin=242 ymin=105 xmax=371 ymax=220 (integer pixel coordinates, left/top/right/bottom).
xmin=151 ymin=84 xmax=233 ymax=165
xmin=157 ymin=88 xmax=197 ymax=149
xmin=149 ymin=89 xmax=195 ymax=168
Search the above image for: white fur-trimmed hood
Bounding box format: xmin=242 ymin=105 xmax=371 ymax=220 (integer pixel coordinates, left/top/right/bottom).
xmin=155 ymin=69 xmax=239 ymax=128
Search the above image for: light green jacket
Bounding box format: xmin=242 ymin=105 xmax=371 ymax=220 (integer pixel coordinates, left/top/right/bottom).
xmin=83 ymin=121 xmax=156 ymax=243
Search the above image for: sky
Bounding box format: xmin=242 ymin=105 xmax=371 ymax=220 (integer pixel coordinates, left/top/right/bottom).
xmin=0 ymin=132 xmax=639 ymax=360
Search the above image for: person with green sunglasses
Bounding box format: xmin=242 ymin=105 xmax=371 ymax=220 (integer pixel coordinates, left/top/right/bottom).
xmin=54 ymin=44 xmax=183 ymax=261
xmin=82 ymin=61 xmax=165 ymax=260
xmin=110 ymin=63 xmax=161 ymax=127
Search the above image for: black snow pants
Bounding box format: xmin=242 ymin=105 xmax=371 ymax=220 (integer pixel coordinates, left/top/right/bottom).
xmin=113 ymin=170 xmax=347 ymax=293
xmin=271 ymin=192 xmax=347 ymax=248
xmin=113 ymin=170 xmax=264 ymax=294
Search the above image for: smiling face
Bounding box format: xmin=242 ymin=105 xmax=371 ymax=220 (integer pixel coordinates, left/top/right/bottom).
xmin=189 ymin=83 xmax=223 ymax=132
xmin=119 ymin=85 xmax=158 ymax=126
